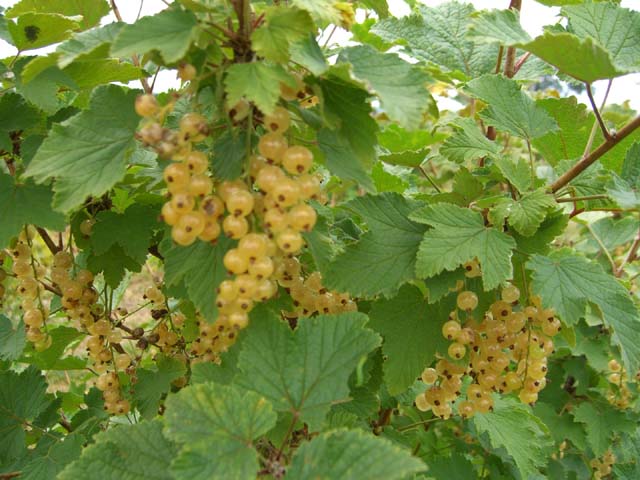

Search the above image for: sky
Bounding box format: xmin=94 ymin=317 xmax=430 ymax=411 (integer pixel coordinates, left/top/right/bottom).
xmin=0 ymin=0 xmax=638 ymax=111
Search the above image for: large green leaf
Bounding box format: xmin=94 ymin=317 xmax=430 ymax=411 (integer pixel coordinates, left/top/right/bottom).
xmin=251 ymin=6 xmax=314 ymax=63
xmin=338 ymin=45 xmax=431 ymax=129
xmin=0 ymin=316 xmax=26 ymax=361
xmin=368 ymin=285 xmax=450 ymax=395
xmin=7 ymin=12 xmax=79 ymax=50
xmin=0 ymin=92 xmax=42 ymax=132
xmin=25 ymin=85 xmax=139 ymax=212
xmin=287 ymin=429 xmax=426 ymax=479
xmin=468 ymin=8 xmax=531 ymax=45
xmin=164 ymin=383 xmax=276 ymax=480
xmin=133 ymin=355 xmax=186 ymax=419
xmin=224 ymin=62 xmax=293 ymax=115
xmin=59 ymin=420 xmax=177 ymax=480
xmin=0 ymin=173 xmax=66 ymax=248
xmin=161 ymin=236 xmax=233 ymax=322
xmin=20 ymin=433 xmax=84 ymax=480
xmin=527 ymin=251 xmax=640 ymax=373
xmin=490 ymin=189 xmax=557 ymax=237
xmin=440 ymin=117 xmax=501 ymax=163
xmin=371 ymin=2 xmax=498 ymax=78
xmin=0 ymin=367 xmax=51 ymax=464
xmin=111 ymin=9 xmax=198 ymax=63
xmin=291 ymin=0 xmax=340 ymax=24
xmin=573 ymin=401 xmax=636 ymax=456
xmin=236 ymin=310 xmax=381 ymax=430
xmin=6 ymin=0 xmax=109 ymax=29
xmin=324 ymin=193 xmax=426 ymax=297
xmin=317 ymin=68 xmax=378 ymax=165
xmin=465 ymin=74 xmax=558 ymax=140
xmin=317 ymin=128 xmax=374 ymax=190
xmin=564 ymin=2 xmax=640 ymax=73
xmin=90 ymin=204 xmax=159 ymax=264
xmin=57 ymin=22 xmax=123 ymax=68
xmin=86 ymin=244 xmax=141 ymax=289
xmin=473 ymin=397 xmax=553 ymax=479
xmin=411 ymin=203 xmax=516 ymax=291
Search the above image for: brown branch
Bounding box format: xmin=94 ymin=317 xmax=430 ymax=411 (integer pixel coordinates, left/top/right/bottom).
xmin=109 ymin=0 xmax=152 ymax=94
xmin=36 ymin=228 xmax=61 ymax=254
xmin=550 ymin=115 xmax=640 ymax=192
xmin=586 ymin=83 xmax=611 ymax=139
xmin=513 ymin=52 xmax=531 ymax=75
xmin=616 ymin=229 xmax=640 ymax=277
xmin=39 ymin=280 xmax=62 ymax=297
xmin=0 ymin=472 xmax=21 ymax=479
xmin=503 ymin=0 xmax=522 ymax=78
xmin=59 ymin=415 xmax=73 ymax=433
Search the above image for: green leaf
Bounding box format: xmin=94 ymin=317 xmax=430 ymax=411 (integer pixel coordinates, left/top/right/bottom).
xmin=236 ymin=310 xmax=381 ymax=430
xmin=317 ymin=67 xmax=378 ymax=165
xmin=0 ymin=92 xmax=42 ymax=132
xmin=465 ymin=74 xmax=558 ymax=140
xmin=161 ymin=236 xmax=233 ymax=321
xmin=290 ymin=34 xmax=328 ymax=76
xmin=428 ymin=453 xmax=478 ymax=479
xmin=371 ymin=3 xmax=498 ymax=78
xmin=133 ymin=355 xmax=186 ymax=419
xmin=573 ymin=402 xmax=636 ymax=456
xmin=473 ymin=397 xmax=553 ymax=479
xmin=533 ymin=97 xmax=593 ymax=165
xmin=317 ymin=128 xmax=374 ymax=190
xmin=371 ymin=162 xmax=408 ymax=193
xmin=291 ymin=0 xmax=340 ymax=24
xmin=0 ymin=367 xmax=51 ymax=464
xmin=411 ymin=203 xmax=516 ymax=291
xmin=621 ymin=142 xmax=640 ymax=188
xmin=564 ymin=2 xmax=640 ymax=73
xmin=212 ymin=130 xmax=249 ymax=180
xmin=0 ymin=173 xmax=66 ymax=248
xmin=25 ymin=85 xmax=139 ymax=212
xmin=0 ymin=316 xmax=25 ymax=361
xmin=7 ymin=12 xmax=79 ymax=50
xmin=527 ymin=251 xmax=640 ymax=373
xmin=57 ymin=22 xmax=123 ymax=68
xmin=64 ymin=59 xmax=145 ymax=89
xmin=338 ymin=45 xmax=430 ymax=129
xmin=224 ymin=62 xmax=292 ymax=115
xmin=492 ymin=156 xmax=532 ymax=193
xmin=468 ymin=9 xmax=531 ymax=45
xmin=90 ymin=204 xmax=159 ymax=265
xmin=251 ymin=6 xmax=314 ymax=63
xmin=287 ymin=429 xmax=426 ymax=480
xmin=164 ymin=383 xmax=276 ymax=480
xmin=111 ymin=9 xmax=197 ymax=64
xmin=86 ymin=244 xmax=140 ymax=288
xmin=369 ymin=285 xmax=450 ymax=395
xmin=521 ymin=32 xmax=624 ymax=83
xmin=20 ymin=433 xmax=84 ymax=480
xmin=324 ymin=193 xmax=427 ymax=297
xmin=59 ymin=420 xmax=177 ymax=480
xmin=491 ymin=189 xmax=556 ymax=237
xmin=6 ymin=0 xmax=109 ymax=29
xmin=440 ymin=117 xmax=501 ymax=163
xmin=24 ymin=326 xmax=83 ymax=370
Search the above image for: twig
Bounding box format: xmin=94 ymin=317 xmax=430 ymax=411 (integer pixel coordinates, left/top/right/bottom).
xmin=585 ymin=222 xmax=617 ymax=273
xmin=494 ymin=46 xmax=504 ymax=74
xmin=582 ymin=79 xmax=613 ymax=158
xmin=556 ymin=194 xmax=609 ymax=203
xmin=513 ymin=52 xmax=531 ymax=75
xmin=109 ymin=0 xmax=152 ymax=94
xmin=275 ymin=413 xmax=299 ymax=460
xmin=550 ymin=115 xmax=640 ymax=192
xmin=586 ymin=83 xmax=611 ymax=140
xmin=0 ymin=472 xmax=21 ymax=479
xmin=503 ymin=1 xmax=522 ymax=78
xmin=36 ymin=227 xmax=61 ymax=254
xmin=321 ymin=24 xmax=338 ymax=49
xmin=616 ymin=228 xmax=640 ymax=277
xmin=418 ymin=165 xmax=441 ymax=193
xmin=396 ymin=417 xmax=441 ymax=432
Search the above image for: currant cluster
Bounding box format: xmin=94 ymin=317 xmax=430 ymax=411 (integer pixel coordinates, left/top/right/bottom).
xmin=415 ymin=278 xmax=561 ymax=419
xmin=590 ymin=450 xmax=616 ymax=479
xmin=605 ymin=358 xmax=632 ymax=409
xmin=11 ymin=233 xmax=51 ymax=351
xmin=276 ymin=263 xmax=356 ymax=318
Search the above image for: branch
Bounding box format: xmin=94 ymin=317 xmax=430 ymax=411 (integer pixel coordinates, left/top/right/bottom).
xmin=616 ymin=228 xmax=640 ymax=277
xmin=550 ymin=115 xmax=640 ymax=193
xmin=109 ymin=0 xmax=152 ymax=94
xmin=513 ymin=52 xmax=531 ymax=75
xmin=586 ymin=83 xmax=611 ymax=140
xmin=0 ymin=472 xmax=21 ymax=480
xmin=36 ymin=227 xmax=61 ymax=254
xmin=503 ymin=0 xmax=522 ymax=78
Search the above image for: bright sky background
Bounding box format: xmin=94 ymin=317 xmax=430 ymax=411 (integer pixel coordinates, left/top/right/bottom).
xmin=0 ymin=0 xmax=638 ymax=111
